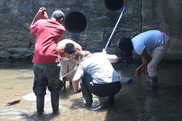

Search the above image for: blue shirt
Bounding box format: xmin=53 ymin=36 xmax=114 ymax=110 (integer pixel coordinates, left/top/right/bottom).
xmin=131 ymin=30 xmax=164 ymax=55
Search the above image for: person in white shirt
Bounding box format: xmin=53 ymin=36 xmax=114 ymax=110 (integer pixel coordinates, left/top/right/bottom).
xmin=72 ymin=50 xmax=122 ymax=111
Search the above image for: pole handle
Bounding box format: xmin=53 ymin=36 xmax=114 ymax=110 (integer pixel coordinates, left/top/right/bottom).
xmin=121 ymin=6 xmax=126 ymax=14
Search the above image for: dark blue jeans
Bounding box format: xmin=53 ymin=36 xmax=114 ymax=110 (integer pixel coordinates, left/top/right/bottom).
xmin=81 ymin=73 xmax=121 ymax=106
xmin=33 ymin=63 xmax=61 ymax=96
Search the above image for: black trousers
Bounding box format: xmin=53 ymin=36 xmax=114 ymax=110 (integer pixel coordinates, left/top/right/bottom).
xmin=81 ymin=73 xmax=121 ymax=106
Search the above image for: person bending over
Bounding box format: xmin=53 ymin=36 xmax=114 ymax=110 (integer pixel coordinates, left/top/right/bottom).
xmin=72 ymin=50 xmax=122 ymax=111
xmin=56 ymin=39 xmax=82 ymax=92
xmin=119 ymin=30 xmax=170 ymax=90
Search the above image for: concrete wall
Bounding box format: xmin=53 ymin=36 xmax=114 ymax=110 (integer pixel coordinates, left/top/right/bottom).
xmin=0 ymin=0 xmax=181 ymax=63
xmin=142 ymin=0 xmax=182 ymax=60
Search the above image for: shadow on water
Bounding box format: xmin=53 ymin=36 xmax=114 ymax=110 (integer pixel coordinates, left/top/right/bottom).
xmin=0 ymin=109 xmax=59 ymax=121
xmin=0 ymin=99 xmax=67 ymax=121
xmin=104 ymin=62 xmax=150 ymax=121
xmin=105 ymin=62 xmax=182 ymax=121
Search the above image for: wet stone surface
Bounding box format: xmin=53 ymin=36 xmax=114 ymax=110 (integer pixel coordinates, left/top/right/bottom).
xmin=0 ymin=62 xmax=182 ymax=121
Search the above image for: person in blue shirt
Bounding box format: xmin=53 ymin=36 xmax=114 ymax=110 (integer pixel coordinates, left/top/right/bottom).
xmin=119 ymin=30 xmax=170 ymax=90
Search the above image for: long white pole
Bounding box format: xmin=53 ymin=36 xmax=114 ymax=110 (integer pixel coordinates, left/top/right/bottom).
xmin=104 ymin=6 xmax=126 ymax=50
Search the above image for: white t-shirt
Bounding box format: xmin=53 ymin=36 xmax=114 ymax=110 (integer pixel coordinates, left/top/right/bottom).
xmin=75 ymin=53 xmax=121 ymax=84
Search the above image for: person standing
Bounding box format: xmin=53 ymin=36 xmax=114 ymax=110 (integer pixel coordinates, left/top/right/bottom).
xmin=56 ymin=39 xmax=82 ymax=92
xmin=72 ymin=51 xmax=122 ymax=111
xmin=30 ymin=7 xmax=65 ymax=114
xmin=119 ymin=30 xmax=170 ymax=90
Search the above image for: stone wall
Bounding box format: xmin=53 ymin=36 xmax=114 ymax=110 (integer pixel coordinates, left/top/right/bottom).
xmin=0 ymin=0 xmax=181 ymax=62
xmin=142 ymin=0 xmax=182 ymax=60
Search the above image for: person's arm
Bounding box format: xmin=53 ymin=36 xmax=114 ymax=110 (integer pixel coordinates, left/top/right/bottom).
xmin=30 ymin=7 xmax=48 ymax=27
xmin=135 ymin=49 xmax=151 ymax=76
xmin=72 ymin=72 xmax=82 ymax=93
xmin=106 ymin=54 xmax=119 ymax=63
xmin=102 ymin=49 xmax=119 ymax=63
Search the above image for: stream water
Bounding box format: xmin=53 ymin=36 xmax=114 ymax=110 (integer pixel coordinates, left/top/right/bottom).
xmin=0 ymin=62 xmax=182 ymax=121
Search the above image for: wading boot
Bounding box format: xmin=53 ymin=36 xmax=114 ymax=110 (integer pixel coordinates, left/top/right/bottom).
xmin=149 ymin=76 xmax=158 ymax=89
xmin=147 ymin=76 xmax=158 ymax=96
xmin=60 ymin=77 xmax=67 ymax=93
xmin=36 ymin=96 xmax=44 ymax=115
xmin=145 ymin=74 xmax=150 ymax=82
xmin=51 ymin=91 xmax=59 ymax=114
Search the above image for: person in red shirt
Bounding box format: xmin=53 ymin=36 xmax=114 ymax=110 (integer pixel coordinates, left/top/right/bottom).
xmin=56 ymin=39 xmax=82 ymax=92
xmin=30 ymin=7 xmax=65 ymax=115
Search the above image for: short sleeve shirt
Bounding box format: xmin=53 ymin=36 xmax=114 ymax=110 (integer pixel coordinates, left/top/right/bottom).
xmin=131 ymin=30 xmax=164 ymax=55
xmin=30 ymin=19 xmax=65 ymax=64
xmin=76 ymin=53 xmax=121 ymax=84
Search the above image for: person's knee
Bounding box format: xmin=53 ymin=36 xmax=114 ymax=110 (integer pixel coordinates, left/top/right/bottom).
xmin=34 ymin=88 xmax=46 ymax=97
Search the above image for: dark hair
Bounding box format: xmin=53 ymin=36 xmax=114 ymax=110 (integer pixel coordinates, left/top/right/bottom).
xmin=119 ymin=37 xmax=133 ymax=64
xmin=64 ymin=43 xmax=76 ymax=54
xmin=75 ymin=51 xmax=91 ymax=61
xmin=52 ymin=10 xmax=65 ymax=21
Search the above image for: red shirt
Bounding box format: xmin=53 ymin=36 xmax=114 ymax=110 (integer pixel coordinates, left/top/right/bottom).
xmin=30 ymin=19 xmax=65 ymax=64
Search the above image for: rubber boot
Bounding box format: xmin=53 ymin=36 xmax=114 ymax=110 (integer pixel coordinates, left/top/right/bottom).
xmin=36 ymin=96 xmax=44 ymax=115
xmin=145 ymin=74 xmax=150 ymax=82
xmin=147 ymin=76 xmax=158 ymax=96
xmin=60 ymin=77 xmax=66 ymax=93
xmin=149 ymin=76 xmax=158 ymax=89
xmin=51 ymin=91 xmax=59 ymax=114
